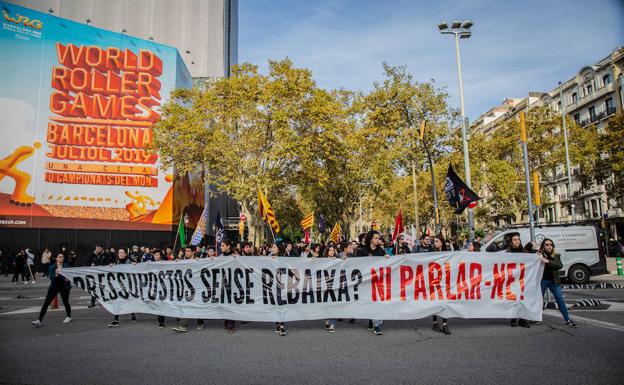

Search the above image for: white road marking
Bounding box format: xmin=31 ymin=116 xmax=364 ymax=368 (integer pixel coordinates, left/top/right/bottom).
xmin=0 ymin=305 xmax=88 ymax=315
xmin=543 ymin=309 xmax=624 ymax=333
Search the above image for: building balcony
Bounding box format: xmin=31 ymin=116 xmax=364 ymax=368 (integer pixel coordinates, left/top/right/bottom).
xmin=567 ymin=83 xmax=615 ymax=112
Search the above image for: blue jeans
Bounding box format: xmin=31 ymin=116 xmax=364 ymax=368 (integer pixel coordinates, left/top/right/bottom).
xmin=328 ymin=319 xmax=337 ymax=327
xmin=541 ymin=280 xmax=570 ymax=321
xmin=373 ymin=319 xmax=383 ymax=328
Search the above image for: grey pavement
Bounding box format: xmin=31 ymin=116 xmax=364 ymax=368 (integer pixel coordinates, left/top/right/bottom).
xmin=1 ymin=274 xmax=623 ymax=385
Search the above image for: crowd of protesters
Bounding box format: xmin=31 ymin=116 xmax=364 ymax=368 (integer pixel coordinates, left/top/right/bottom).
xmin=0 ymin=229 xmax=577 ymax=335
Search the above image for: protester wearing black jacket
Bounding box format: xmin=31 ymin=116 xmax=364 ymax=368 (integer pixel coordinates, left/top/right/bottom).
xmin=507 ymin=234 xmax=531 ymax=328
xmin=220 ymin=239 xmax=236 ymax=333
xmin=357 ymin=230 xmax=387 ymax=335
xmin=88 ymin=244 xmax=108 ymax=307
xmin=431 ymin=235 xmax=451 ymax=335
xmin=108 ymin=248 xmax=137 ymax=327
xmin=32 ymin=253 xmax=72 ymax=327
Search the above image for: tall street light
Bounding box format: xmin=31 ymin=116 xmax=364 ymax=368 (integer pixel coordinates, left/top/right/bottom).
xmin=439 ymin=20 xmax=475 ymax=240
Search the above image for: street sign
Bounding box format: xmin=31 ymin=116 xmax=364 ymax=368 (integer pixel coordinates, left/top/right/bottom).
xmin=240 ymin=214 xmax=246 ymax=221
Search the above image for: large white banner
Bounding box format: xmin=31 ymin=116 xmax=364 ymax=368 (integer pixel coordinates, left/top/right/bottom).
xmin=60 ymin=252 xmax=544 ymax=322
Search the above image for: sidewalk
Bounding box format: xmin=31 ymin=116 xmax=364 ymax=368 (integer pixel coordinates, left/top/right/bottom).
xmin=591 ymin=273 xmax=624 ymax=283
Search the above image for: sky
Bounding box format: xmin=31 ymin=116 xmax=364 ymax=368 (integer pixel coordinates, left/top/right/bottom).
xmin=238 ymin=0 xmax=624 ymax=121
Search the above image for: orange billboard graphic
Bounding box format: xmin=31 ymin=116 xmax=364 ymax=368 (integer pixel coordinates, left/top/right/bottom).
xmin=0 ymin=2 xmax=196 ymax=230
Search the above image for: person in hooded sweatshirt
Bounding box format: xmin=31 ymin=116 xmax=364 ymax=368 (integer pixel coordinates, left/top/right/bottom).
xmin=507 ymin=234 xmax=531 ymax=328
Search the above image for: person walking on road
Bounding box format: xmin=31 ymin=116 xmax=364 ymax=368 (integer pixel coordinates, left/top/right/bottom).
xmin=31 ymin=253 xmax=72 ymax=327
xmin=538 ymin=239 xmax=578 ymax=328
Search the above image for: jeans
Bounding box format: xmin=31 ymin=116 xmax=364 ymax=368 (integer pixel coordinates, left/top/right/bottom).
xmin=541 ymin=279 xmax=570 ymax=321
xmin=372 ymin=319 xmax=383 ymax=328
xmin=328 ymin=319 xmax=337 ymax=327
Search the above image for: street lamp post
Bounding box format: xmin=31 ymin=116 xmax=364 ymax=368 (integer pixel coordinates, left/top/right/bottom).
xmin=439 ymin=20 xmax=475 ymax=241
xmin=558 ymin=81 xmax=576 ymax=224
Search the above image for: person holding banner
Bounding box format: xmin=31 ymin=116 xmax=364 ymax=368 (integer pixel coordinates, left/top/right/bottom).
xmin=357 ymin=230 xmax=388 ymax=335
xmin=507 ymin=235 xmax=531 ymax=328
xmin=172 ymin=246 xmax=205 ymax=332
xmin=322 ymin=245 xmax=340 ymax=333
xmin=31 ymin=253 xmax=72 ymax=327
xmin=151 ymin=249 xmax=167 ymax=328
xmin=220 ymin=239 xmax=237 ymax=333
xmin=269 ymin=243 xmax=288 ymax=336
xmin=242 ymin=242 xmax=254 ymax=256
xmin=107 ymin=248 xmax=137 ymax=327
xmin=539 ymin=239 xmax=578 ymax=328
xmin=431 ymin=235 xmax=451 ymax=335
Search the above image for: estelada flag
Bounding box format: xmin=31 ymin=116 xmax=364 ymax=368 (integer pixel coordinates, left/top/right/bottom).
xmin=329 ymin=222 xmax=341 ymax=243
xmin=301 ymin=212 xmax=314 ymax=230
xmin=444 ymin=164 xmax=480 ymax=214
xmin=257 ymin=188 xmax=280 ymax=233
xmin=391 ymin=210 xmax=404 ymax=243
xmin=190 ymin=205 xmax=208 ymax=246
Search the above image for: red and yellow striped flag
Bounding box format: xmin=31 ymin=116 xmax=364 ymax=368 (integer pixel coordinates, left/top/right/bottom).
xmin=329 ymin=222 xmax=341 ymax=243
xmin=257 ymin=188 xmax=280 ymax=233
xmin=300 ymin=212 xmax=314 ymax=230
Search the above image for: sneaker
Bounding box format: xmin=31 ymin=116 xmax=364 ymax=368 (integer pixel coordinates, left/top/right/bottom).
xmin=373 ymin=326 xmax=383 ymax=335
xmin=197 ymin=323 xmax=204 ymax=330
xmin=87 ymin=304 xmax=96 ymax=308
xmin=62 ymin=317 xmax=72 ymax=324
xmin=442 ymin=323 xmax=451 ymax=335
xmin=31 ymin=320 xmax=41 ymax=327
xmin=108 ymin=320 xmax=119 ymax=328
xmin=328 ymin=324 xmax=336 ymax=333
xmin=565 ymin=320 xmax=579 ymax=328
xmin=275 ymin=324 xmax=281 ymax=334
xmin=131 ymin=315 xmax=137 ymax=323
xmin=172 ymin=326 xmax=188 ymax=333
xmin=158 ymin=323 xmax=165 ymax=329
xmin=31 ymin=280 xmax=36 ymax=284
xmin=367 ymin=320 xmax=374 ymax=331
xmin=433 ymin=322 xmax=441 ymax=332
xmin=510 ymin=319 xmax=517 ymax=327
xmin=324 ymin=320 xmax=330 ymax=330
xmin=279 ymin=325 xmax=287 ymax=336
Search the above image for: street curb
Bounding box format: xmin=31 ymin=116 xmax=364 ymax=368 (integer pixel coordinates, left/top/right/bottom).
xmin=571 ymin=299 xmax=606 ymax=308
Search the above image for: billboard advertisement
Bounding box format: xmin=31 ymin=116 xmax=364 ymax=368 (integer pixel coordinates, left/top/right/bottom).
xmin=0 ymin=1 xmax=200 ymax=230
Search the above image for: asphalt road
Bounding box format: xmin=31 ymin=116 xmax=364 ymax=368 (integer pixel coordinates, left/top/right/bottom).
xmin=1 ymin=275 xmax=623 ymax=385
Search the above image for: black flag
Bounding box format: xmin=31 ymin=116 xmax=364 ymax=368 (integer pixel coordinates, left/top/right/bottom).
xmin=444 ymin=164 xmax=480 ymax=214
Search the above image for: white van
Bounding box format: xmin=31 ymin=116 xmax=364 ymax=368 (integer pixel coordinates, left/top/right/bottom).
xmin=482 ymin=225 xmax=607 ymax=284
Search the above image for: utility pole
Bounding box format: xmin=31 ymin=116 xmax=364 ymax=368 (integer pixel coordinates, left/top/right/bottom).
xmin=519 ymin=112 xmax=536 ymax=242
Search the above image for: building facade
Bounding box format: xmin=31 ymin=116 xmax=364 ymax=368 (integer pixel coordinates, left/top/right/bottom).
xmin=4 ymin=0 xmax=238 ymax=81
xmin=471 ymin=47 xmax=624 ymax=239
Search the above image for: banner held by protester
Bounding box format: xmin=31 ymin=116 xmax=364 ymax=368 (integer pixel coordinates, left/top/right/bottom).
xmin=60 ymin=252 xmax=544 ymax=322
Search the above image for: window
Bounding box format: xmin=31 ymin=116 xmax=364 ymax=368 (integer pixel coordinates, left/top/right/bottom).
xmin=574 ymin=113 xmax=580 ymax=123
xmin=572 ymin=92 xmax=578 ymax=103
xmin=589 ymin=106 xmax=596 ymax=121
xmin=603 ymin=74 xmax=611 ymax=86
xmin=557 ymin=100 xmax=561 ymax=111
xmin=486 ymin=232 xmax=520 ymax=252
xmin=587 ymin=84 xmax=593 ymax=95
xmin=605 ymin=98 xmax=615 ymax=114
xmin=591 ymin=200 xmax=598 ymax=217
